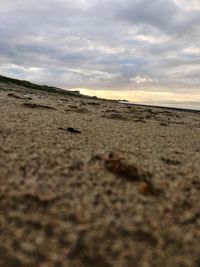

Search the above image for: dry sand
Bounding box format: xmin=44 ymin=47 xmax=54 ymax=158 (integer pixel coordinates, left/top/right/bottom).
xmin=0 ymin=82 xmax=200 ymax=267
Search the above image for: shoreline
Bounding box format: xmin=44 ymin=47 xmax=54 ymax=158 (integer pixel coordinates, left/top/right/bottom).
xmin=119 ymin=101 xmax=200 ymax=113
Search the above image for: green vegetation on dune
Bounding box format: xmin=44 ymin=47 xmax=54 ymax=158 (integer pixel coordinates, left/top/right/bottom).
xmin=0 ymin=74 xmax=118 ymax=102
xmin=0 ymin=74 xmax=82 ymax=97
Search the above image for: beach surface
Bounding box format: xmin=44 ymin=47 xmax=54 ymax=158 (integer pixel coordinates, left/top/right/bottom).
xmin=0 ymin=81 xmax=200 ymax=267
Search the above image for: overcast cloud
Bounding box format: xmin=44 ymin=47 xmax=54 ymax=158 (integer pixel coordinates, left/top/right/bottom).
xmin=0 ymin=0 xmax=200 ymax=102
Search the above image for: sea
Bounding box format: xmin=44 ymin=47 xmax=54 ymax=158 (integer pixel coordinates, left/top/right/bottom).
xmin=119 ymin=102 xmax=200 ymax=111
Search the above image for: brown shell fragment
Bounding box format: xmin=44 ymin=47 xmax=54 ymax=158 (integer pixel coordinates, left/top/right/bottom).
xmin=138 ymin=181 xmax=154 ymax=195
xmin=104 ymin=153 xmax=150 ymax=181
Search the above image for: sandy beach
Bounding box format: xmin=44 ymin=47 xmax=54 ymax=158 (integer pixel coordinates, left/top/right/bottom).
xmin=0 ymin=80 xmax=200 ymax=267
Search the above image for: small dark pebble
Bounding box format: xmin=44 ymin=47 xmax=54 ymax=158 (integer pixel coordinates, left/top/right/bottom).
xmin=67 ymin=127 xmax=81 ymax=134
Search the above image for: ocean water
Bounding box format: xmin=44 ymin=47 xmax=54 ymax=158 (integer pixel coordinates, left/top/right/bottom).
xmin=120 ymin=102 xmax=200 ymax=111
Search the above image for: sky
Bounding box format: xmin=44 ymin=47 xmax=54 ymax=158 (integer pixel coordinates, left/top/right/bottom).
xmin=0 ymin=0 xmax=200 ymax=103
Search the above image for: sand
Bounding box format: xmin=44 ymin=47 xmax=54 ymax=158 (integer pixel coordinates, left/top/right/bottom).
xmin=0 ymin=82 xmax=200 ymax=267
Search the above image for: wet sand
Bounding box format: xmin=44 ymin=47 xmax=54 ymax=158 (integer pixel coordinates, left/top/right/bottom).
xmin=0 ymin=81 xmax=200 ymax=267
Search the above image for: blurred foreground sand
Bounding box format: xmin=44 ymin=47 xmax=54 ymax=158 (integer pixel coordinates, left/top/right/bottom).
xmin=0 ymin=83 xmax=200 ymax=267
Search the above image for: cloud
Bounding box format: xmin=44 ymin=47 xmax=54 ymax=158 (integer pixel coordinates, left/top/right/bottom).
xmin=0 ymin=0 xmax=199 ymax=102
xmin=116 ymin=0 xmax=178 ymax=31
